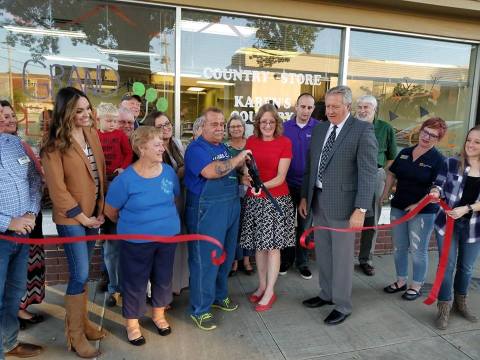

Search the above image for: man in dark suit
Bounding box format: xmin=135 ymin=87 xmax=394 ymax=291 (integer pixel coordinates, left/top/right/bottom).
xmin=299 ymin=86 xmax=377 ymax=325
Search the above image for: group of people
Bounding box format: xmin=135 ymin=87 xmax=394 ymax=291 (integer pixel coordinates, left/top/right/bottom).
xmin=1 ymin=84 xmax=479 ymax=359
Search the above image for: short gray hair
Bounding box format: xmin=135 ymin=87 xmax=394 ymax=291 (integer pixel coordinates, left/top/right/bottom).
xmin=226 ymin=113 xmax=246 ymax=139
xmin=326 ymin=85 xmax=352 ymax=106
xmin=356 ymin=95 xmax=378 ymax=110
xmin=193 ymin=115 xmax=205 ymax=134
xmin=118 ymin=106 xmax=135 ymax=120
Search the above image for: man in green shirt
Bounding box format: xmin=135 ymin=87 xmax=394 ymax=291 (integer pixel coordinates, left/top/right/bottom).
xmin=356 ymin=95 xmax=397 ymax=276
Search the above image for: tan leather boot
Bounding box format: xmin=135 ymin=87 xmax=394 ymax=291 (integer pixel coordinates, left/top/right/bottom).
xmin=453 ymin=293 xmax=478 ymax=322
xmin=65 ymin=294 xmax=101 ymax=358
xmin=435 ymin=301 xmax=450 ymax=330
xmin=83 ymin=287 xmax=107 ymax=340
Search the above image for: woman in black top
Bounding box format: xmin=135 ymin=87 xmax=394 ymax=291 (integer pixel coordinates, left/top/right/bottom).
xmin=382 ymin=117 xmax=447 ymax=301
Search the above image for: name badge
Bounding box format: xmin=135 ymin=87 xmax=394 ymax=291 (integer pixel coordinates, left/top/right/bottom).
xmin=18 ymin=156 xmax=31 ymax=165
xmin=400 ymin=154 xmax=409 ymax=160
xmin=419 ymin=162 xmax=432 ymax=168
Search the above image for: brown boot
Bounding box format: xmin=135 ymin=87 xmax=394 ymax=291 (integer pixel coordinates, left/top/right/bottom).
xmin=65 ymin=294 xmax=101 ymax=358
xmin=453 ymin=293 xmax=478 ymax=322
xmin=83 ymin=287 xmax=107 ymax=340
xmin=435 ymin=301 xmax=450 ymax=330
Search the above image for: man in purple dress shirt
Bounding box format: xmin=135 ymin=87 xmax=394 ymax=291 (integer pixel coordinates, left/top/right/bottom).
xmin=280 ymin=93 xmax=319 ymax=279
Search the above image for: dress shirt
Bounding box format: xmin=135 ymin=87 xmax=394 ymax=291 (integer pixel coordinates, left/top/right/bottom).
xmin=0 ymin=134 xmax=42 ymax=232
xmin=315 ymin=114 xmax=349 ymax=188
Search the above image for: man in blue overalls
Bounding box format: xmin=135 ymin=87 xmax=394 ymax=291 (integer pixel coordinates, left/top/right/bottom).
xmin=184 ymin=107 xmax=250 ymax=331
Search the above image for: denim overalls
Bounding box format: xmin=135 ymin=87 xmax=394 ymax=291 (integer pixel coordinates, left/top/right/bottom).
xmin=185 ymin=143 xmax=240 ymax=317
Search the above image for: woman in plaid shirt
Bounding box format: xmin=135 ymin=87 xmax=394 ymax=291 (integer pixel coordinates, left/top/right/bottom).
xmin=430 ymin=125 xmax=480 ymax=330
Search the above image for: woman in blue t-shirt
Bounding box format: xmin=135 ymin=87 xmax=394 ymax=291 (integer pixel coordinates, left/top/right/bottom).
xmin=381 ymin=117 xmax=447 ymax=301
xmin=105 ymin=126 xmax=180 ymax=346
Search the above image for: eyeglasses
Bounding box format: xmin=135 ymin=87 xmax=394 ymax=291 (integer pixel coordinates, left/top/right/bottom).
xmin=420 ymin=129 xmax=440 ymax=140
xmin=155 ymin=122 xmax=172 ymax=129
xmin=260 ymin=121 xmax=276 ymax=127
xmin=229 ymin=125 xmax=243 ymax=129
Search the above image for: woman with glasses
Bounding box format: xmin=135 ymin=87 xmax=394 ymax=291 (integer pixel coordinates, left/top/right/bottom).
xmin=226 ymin=114 xmax=254 ymax=276
xmin=240 ymin=103 xmax=295 ymax=312
xmin=382 ymin=117 xmax=447 ymax=301
xmin=145 ymin=111 xmax=189 ymax=296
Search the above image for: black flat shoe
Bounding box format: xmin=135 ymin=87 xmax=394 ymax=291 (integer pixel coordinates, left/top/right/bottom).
xmin=302 ymin=296 xmax=333 ymax=308
xmin=156 ymin=325 xmax=172 ymax=336
xmin=384 ymin=282 xmax=407 ymax=294
xmin=153 ymin=319 xmax=172 ymax=336
xmin=18 ymin=314 xmax=44 ymax=329
xmin=128 ymin=335 xmax=146 ymax=346
xmin=126 ymin=331 xmax=146 ymax=346
xmin=402 ymin=288 xmax=422 ymax=301
xmin=324 ymin=309 xmax=350 ymax=325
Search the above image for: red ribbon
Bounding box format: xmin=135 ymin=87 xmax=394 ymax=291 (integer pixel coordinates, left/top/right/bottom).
xmin=0 ymin=233 xmax=226 ymax=266
xmin=299 ymin=195 xmax=454 ymax=305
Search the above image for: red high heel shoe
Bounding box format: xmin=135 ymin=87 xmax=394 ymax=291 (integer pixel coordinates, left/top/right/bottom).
xmin=248 ymin=292 xmax=264 ymax=304
xmin=255 ymin=294 xmax=277 ymax=312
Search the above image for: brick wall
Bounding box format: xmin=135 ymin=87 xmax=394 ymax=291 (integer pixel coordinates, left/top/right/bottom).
xmin=45 ymin=243 xmax=104 ymax=286
xmin=44 ymin=230 xmax=439 ymax=285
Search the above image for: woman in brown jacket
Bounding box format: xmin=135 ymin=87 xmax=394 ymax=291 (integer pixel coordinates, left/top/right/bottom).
xmin=41 ymin=87 xmax=107 ymax=358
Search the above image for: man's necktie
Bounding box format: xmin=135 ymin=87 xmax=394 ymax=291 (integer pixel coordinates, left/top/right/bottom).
xmin=317 ymin=125 xmax=337 ymax=185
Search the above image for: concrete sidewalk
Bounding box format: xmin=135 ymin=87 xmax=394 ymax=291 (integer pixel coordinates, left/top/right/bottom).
xmin=18 ymin=253 xmax=480 ymax=360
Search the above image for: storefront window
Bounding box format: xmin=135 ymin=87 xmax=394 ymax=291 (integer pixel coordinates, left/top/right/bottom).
xmin=0 ymin=0 xmax=175 ymax=151
xmin=180 ymin=10 xmax=341 ymax=140
xmin=348 ymin=30 xmax=477 ymax=156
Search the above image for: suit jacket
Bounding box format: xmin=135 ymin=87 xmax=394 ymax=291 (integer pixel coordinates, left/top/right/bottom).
xmin=301 ymin=115 xmax=378 ymax=220
xmin=42 ymin=127 xmax=107 ymax=225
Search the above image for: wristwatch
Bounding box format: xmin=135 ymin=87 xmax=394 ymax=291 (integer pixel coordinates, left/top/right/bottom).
xmin=467 ymin=204 xmax=473 ymax=213
xmin=356 ymin=208 xmax=367 ymax=213
xmin=25 ymin=211 xmax=36 ymax=216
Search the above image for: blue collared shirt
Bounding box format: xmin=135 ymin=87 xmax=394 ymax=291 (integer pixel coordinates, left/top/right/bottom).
xmin=283 ymin=116 xmax=319 ymax=188
xmin=0 ymin=134 xmax=42 ymax=232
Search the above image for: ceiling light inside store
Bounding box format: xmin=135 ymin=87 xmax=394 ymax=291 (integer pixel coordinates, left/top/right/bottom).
xmin=236 ymin=47 xmax=300 ymax=58
xmin=3 ymin=25 xmax=87 ymax=38
xmin=186 ymin=87 xmax=205 ymax=92
xmin=197 ymin=80 xmax=234 ymax=86
xmin=181 ymin=20 xmax=257 ymax=37
xmin=99 ymin=48 xmax=159 ymax=57
xmin=44 ymin=55 xmax=101 ymax=63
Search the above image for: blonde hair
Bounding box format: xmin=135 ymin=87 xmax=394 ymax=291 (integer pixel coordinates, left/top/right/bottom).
xmin=96 ymin=102 xmax=119 ymax=120
xmin=130 ymin=126 xmax=163 ymax=157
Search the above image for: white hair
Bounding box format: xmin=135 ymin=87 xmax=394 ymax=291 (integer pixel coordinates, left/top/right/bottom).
xmin=356 ymin=95 xmax=378 ymax=110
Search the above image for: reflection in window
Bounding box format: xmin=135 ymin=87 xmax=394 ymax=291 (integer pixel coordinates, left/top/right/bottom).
xmin=348 ymin=30 xmax=477 ymax=156
xmin=180 ymin=10 xmax=341 ymax=141
xmin=0 ymin=0 xmax=175 ymax=150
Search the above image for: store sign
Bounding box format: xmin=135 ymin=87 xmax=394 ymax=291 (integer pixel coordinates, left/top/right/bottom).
xmin=22 ymin=59 xmax=120 ymax=99
xmin=232 ymin=96 xmax=294 ymax=122
xmin=203 ymin=67 xmax=328 ymax=85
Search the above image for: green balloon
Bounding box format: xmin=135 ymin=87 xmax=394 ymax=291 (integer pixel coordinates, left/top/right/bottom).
xmin=132 ymin=82 xmax=145 ymax=96
xmin=145 ymin=88 xmax=157 ymax=103
xmin=156 ymin=97 xmax=168 ymax=112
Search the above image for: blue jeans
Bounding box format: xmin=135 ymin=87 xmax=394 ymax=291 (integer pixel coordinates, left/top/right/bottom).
xmin=104 ymin=241 xmax=121 ymax=294
xmin=437 ymin=218 xmax=480 ymax=301
xmin=186 ymin=193 xmax=240 ymax=317
xmin=102 ymin=216 xmax=121 ymax=294
xmin=57 ymin=225 xmax=98 ymax=295
xmin=391 ymin=208 xmax=435 ymax=286
xmin=0 ymin=234 xmax=29 ymax=354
